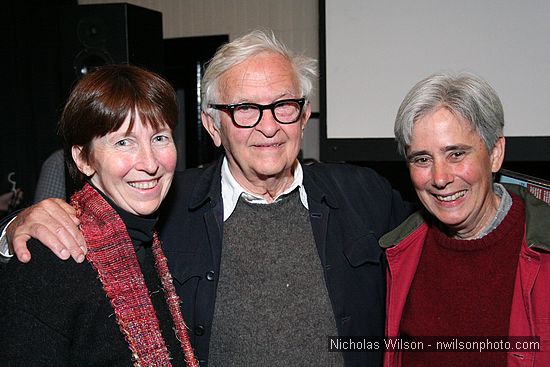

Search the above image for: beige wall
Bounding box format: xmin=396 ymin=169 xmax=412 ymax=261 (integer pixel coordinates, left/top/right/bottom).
xmin=79 ymin=0 xmax=320 ymax=159
xmin=78 ymin=0 xmax=319 ymax=108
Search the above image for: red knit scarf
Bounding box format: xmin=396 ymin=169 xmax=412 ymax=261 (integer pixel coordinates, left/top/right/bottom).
xmin=71 ymin=183 xmax=198 ymax=367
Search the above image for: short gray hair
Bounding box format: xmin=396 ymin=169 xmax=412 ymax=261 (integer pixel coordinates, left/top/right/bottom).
xmin=394 ymin=72 xmax=504 ymax=157
xmin=201 ymin=30 xmax=318 ymax=127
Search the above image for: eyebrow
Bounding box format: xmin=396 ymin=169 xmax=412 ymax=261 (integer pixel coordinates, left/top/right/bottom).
xmin=442 ymin=144 xmax=473 ymax=153
xmin=406 ymin=150 xmax=430 ymax=161
xmin=406 ymin=145 xmax=473 ymax=161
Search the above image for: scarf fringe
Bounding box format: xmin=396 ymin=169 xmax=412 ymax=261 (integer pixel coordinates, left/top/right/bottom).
xmin=72 ymin=184 xmax=198 ymax=367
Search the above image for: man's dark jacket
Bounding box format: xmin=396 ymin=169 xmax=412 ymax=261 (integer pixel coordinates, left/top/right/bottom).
xmin=157 ymin=157 xmax=411 ymax=366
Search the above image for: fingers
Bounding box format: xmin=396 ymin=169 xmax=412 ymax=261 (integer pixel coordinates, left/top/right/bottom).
xmin=14 ymin=188 xmax=24 ymax=206
xmin=0 ymin=192 xmax=10 ymax=212
xmin=7 ymin=198 xmax=87 ymax=263
xmin=10 ymin=233 xmax=32 ymax=263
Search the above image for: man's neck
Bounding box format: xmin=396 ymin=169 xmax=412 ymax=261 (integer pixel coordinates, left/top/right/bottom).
xmin=228 ymin=162 xmax=298 ymax=203
xmin=220 ymin=157 xmax=309 ymax=221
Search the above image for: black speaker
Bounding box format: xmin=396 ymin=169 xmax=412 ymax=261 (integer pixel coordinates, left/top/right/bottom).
xmin=164 ymin=35 xmax=229 ymax=169
xmin=60 ymin=3 xmax=163 ymax=97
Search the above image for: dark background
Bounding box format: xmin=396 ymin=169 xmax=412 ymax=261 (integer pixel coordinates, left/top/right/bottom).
xmin=2 ymin=0 xmax=74 ymax=208
xmin=1 ymin=1 xmax=224 ymax=208
xmin=3 ymin=1 xmax=548 ymax=211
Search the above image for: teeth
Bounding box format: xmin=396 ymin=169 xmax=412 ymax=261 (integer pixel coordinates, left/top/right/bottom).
xmin=129 ymin=180 xmax=158 ymax=189
xmin=436 ymin=190 xmax=466 ymax=202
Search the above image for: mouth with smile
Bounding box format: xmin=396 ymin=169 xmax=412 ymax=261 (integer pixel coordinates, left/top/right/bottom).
xmin=253 ymin=142 xmax=283 ymax=148
xmin=434 ymin=190 xmax=467 ymax=202
xmin=128 ymin=179 xmax=159 ymax=190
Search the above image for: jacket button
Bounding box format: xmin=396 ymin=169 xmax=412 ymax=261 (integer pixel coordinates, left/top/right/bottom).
xmin=206 ymin=270 xmax=215 ymax=281
xmin=195 ymin=325 xmax=205 ymax=336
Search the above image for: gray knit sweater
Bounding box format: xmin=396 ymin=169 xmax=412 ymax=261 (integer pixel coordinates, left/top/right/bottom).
xmin=208 ymin=190 xmax=344 ymax=366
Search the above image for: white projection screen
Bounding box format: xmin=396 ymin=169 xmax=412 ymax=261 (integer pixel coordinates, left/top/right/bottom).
xmin=320 ymin=0 xmax=550 ymax=162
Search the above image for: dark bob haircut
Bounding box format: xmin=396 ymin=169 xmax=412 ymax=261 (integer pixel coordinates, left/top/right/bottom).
xmin=59 ymin=64 xmax=178 ymax=186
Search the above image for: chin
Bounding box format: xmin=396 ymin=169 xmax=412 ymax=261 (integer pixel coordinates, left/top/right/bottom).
xmin=130 ymin=202 xmax=161 ymax=216
xmin=260 ymin=161 xmax=291 ymax=174
xmin=433 ymin=212 xmax=468 ymax=228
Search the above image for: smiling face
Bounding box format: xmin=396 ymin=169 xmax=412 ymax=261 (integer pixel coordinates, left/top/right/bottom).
xmin=72 ymin=114 xmax=177 ymax=216
xmin=202 ymin=51 xmax=311 ymax=190
xmin=407 ymin=107 xmax=505 ymax=239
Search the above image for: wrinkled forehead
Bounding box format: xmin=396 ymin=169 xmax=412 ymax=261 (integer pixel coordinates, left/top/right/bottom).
xmin=218 ymin=52 xmax=300 ymax=103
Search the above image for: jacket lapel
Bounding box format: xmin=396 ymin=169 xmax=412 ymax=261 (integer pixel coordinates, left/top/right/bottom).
xmin=303 ymin=166 xmax=339 ymax=264
xmin=189 ymin=157 xmax=225 ymax=270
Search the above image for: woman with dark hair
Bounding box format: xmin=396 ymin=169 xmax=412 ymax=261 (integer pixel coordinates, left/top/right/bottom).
xmin=0 ymin=65 xmax=197 ymax=366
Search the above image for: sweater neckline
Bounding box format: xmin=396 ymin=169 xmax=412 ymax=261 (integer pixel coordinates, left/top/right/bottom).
xmin=430 ymin=193 xmax=524 ymax=252
xmin=87 ymin=180 xmax=157 ymax=248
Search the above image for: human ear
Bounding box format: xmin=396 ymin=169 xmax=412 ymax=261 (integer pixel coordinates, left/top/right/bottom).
xmin=201 ymin=111 xmax=222 ymax=147
xmin=300 ymin=103 xmax=312 ymax=135
xmin=490 ymin=136 xmax=505 ymax=173
xmin=71 ymin=146 xmax=95 ymax=177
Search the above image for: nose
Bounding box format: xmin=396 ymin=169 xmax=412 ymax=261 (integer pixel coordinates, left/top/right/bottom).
xmin=136 ymin=144 xmax=159 ymax=174
xmin=255 ymin=109 xmax=280 ymax=137
xmin=431 ymin=160 xmax=453 ymax=189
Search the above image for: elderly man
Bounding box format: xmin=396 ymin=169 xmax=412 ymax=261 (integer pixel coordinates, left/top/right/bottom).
xmin=383 ymin=72 xmax=550 ymax=366
xmin=1 ymin=31 xmax=410 ymax=366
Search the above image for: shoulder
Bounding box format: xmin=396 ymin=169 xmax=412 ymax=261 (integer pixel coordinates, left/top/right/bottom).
xmin=0 ymin=240 xmax=108 ymax=359
xmin=505 ymin=184 xmax=550 ymax=249
xmin=379 ymin=210 xmax=428 ymax=248
xmin=0 ymin=239 xmax=100 ymax=324
xmin=170 ymin=160 xmax=221 ymax=193
xmin=303 ymin=162 xmax=394 ymax=193
xmin=158 ymin=160 xmax=222 ymax=233
xmin=0 ymin=239 xmax=96 ymax=292
xmin=304 ymin=161 xmax=380 ymax=176
xmin=303 ymin=162 xmax=413 ymax=232
xmin=175 ymin=164 xmax=212 ymax=179
xmin=172 ymin=167 xmax=207 ymax=189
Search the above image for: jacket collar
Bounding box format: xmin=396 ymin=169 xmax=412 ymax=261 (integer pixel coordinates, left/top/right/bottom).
xmin=220 ymin=157 xmax=309 ymax=221
xmin=189 ymin=155 xmax=311 ymax=213
xmin=190 ymin=157 xmax=342 ymax=211
xmin=379 ymin=184 xmax=550 ymax=252
xmin=301 ymin=164 xmax=339 ymax=209
xmin=189 ymin=156 xmax=224 ymax=210
xmin=504 ymin=183 xmax=550 ymax=251
xmin=379 ymin=210 xmax=426 ymax=249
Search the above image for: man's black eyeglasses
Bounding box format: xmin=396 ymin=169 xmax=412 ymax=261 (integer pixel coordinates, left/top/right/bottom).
xmin=209 ymin=98 xmax=306 ymax=128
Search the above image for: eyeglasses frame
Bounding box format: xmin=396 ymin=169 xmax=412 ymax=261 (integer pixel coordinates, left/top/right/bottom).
xmin=208 ymin=98 xmax=306 ymax=128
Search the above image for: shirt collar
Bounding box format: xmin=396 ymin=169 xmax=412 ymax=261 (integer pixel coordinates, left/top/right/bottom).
xmin=221 ymin=156 xmax=309 ymax=221
xmin=475 ymin=182 xmax=512 ymax=238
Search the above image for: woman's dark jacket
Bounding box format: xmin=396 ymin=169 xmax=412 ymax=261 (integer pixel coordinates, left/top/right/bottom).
xmin=0 ymin=199 xmax=186 ymax=366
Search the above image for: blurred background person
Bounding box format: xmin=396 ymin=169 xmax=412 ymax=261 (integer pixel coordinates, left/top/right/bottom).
xmin=33 ymin=149 xmax=69 ymax=202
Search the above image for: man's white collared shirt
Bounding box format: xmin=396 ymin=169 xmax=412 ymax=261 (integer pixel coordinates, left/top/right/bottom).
xmin=220 ymin=157 xmax=309 ymax=221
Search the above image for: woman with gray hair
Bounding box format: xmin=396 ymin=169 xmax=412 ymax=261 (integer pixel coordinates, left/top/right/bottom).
xmin=382 ymin=72 xmax=550 ymax=366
